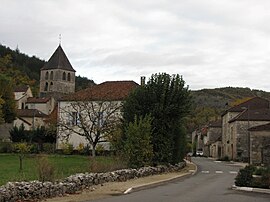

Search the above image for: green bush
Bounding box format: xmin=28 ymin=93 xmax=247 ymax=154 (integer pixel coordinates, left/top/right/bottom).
xmin=235 ymin=165 xmax=255 ymax=187
xmin=43 ymin=143 xmax=55 ymax=154
xmin=61 ymin=143 xmax=74 ymax=155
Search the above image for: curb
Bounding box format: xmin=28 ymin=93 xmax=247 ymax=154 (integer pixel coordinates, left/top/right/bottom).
xmin=124 ymin=161 xmax=198 ymax=194
xmin=232 ymin=185 xmax=270 ymax=194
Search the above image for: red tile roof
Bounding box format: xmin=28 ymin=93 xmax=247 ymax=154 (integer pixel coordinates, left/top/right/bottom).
xmin=26 ymin=97 xmax=51 ymax=103
xmin=14 ymin=86 xmax=29 ymax=93
xmin=17 ymin=109 xmax=47 ymax=118
xmin=60 ymin=81 xmax=139 ymax=101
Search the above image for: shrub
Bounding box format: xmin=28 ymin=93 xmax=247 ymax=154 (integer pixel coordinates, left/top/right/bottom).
xmin=36 ymin=155 xmax=55 ymax=182
xmin=76 ymin=143 xmax=84 ymax=154
xmin=123 ymin=115 xmax=153 ymax=168
xmin=235 ymin=165 xmax=255 ymax=187
xmin=61 ymin=143 xmax=74 ymax=155
xmin=43 ymin=143 xmax=55 ymax=154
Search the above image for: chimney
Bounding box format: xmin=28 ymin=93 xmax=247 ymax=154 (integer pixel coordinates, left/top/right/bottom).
xmin=140 ymin=76 xmax=146 ymax=86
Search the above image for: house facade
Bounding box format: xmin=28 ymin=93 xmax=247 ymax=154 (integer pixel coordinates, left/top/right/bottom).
xmin=221 ymin=97 xmax=270 ymax=161
xmin=14 ymin=86 xmax=33 ymax=109
xmin=26 ymin=97 xmax=55 ymax=115
xmin=204 ymin=120 xmax=222 ymax=158
xmin=57 ymin=81 xmax=139 ymax=150
xmin=249 ymin=123 xmax=270 ymax=166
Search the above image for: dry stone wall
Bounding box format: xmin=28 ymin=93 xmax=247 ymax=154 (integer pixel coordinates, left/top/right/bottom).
xmin=0 ymin=162 xmax=186 ymax=202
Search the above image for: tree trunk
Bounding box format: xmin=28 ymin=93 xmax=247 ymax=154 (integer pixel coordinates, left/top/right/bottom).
xmin=92 ymin=146 xmax=96 ymax=157
xmin=19 ymin=155 xmax=23 ymax=170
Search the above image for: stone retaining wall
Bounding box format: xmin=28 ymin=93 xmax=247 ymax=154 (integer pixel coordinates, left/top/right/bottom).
xmin=0 ymin=162 xmax=186 ymax=202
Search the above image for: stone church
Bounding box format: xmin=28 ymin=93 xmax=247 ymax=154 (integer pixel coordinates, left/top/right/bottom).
xmin=11 ymin=45 xmax=76 ymax=132
xmin=39 ymin=45 xmax=76 ymax=100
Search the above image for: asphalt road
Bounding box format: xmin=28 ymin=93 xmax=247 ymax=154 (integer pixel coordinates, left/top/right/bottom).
xmin=90 ymin=158 xmax=269 ymax=202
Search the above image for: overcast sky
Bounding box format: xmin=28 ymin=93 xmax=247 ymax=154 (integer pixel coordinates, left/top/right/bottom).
xmin=1 ymin=0 xmax=270 ymax=91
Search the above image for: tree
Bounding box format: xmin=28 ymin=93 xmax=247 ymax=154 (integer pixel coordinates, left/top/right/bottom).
xmin=122 ymin=73 xmax=191 ymax=164
xmin=58 ymin=100 xmax=121 ymax=157
xmin=10 ymin=124 xmax=29 ymax=142
xmin=0 ymin=74 xmax=16 ymax=123
xmin=0 ymin=96 xmax=5 ymax=124
xmin=14 ymin=142 xmax=31 ymax=171
xmin=123 ymin=115 xmax=153 ymax=168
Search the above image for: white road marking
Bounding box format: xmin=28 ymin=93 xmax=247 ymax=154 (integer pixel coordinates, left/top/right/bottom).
xmin=215 ymin=171 xmax=223 ymax=174
xmin=214 ymin=161 xmax=222 ymax=163
xmin=229 ymin=171 xmax=238 ymax=174
xmin=201 ymin=171 xmax=210 ymax=173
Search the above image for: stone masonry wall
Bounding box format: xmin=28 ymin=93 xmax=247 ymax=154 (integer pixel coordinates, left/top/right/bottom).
xmin=0 ymin=162 xmax=186 ymax=202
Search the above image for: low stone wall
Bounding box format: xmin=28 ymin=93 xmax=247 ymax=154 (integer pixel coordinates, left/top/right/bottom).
xmin=0 ymin=162 xmax=186 ymax=202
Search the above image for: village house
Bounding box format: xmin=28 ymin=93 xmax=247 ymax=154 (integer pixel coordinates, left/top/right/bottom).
xmin=14 ymin=86 xmax=33 ymax=109
xmin=203 ymin=120 xmax=222 ymax=158
xmin=221 ymin=97 xmax=270 ymax=162
xmin=192 ymin=120 xmax=222 ymax=158
xmin=56 ymin=80 xmax=139 ymax=151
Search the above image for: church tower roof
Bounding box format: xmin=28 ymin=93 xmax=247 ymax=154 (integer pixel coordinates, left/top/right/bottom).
xmin=41 ymin=45 xmax=76 ymax=72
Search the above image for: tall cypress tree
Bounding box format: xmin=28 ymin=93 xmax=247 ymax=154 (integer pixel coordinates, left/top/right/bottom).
xmin=123 ymin=73 xmax=191 ymax=164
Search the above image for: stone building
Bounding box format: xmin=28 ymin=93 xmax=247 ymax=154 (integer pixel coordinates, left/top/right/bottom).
xmin=221 ymin=97 xmax=270 ymax=161
xmin=204 ymin=120 xmax=222 ymax=158
xmin=39 ymin=45 xmax=76 ymax=100
xmin=249 ymin=123 xmax=270 ymax=166
xmin=14 ymin=86 xmax=33 ymax=109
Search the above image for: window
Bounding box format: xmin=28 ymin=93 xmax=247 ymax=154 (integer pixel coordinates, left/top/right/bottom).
xmin=68 ymin=112 xmax=80 ymax=125
xmin=50 ymin=71 xmax=54 ymax=80
xmin=45 ymin=71 xmax=49 ymax=80
xmin=49 ymin=82 xmax=53 ymax=91
xmin=67 ymin=73 xmax=71 ymax=81
xmin=44 ymin=82 xmax=48 ymax=91
xmin=62 ymin=72 xmax=66 ymax=80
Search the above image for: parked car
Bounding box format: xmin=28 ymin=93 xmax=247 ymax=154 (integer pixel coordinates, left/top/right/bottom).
xmin=187 ymin=152 xmax=193 ymax=157
xmin=196 ymin=150 xmax=203 ymax=156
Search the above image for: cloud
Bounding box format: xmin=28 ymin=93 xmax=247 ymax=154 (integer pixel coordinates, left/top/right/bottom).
xmin=1 ymin=0 xmax=270 ymax=90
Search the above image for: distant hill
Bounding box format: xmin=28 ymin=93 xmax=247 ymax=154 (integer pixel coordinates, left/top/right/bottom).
xmin=191 ymin=87 xmax=270 ymax=109
xmin=0 ymin=44 xmax=95 ymax=95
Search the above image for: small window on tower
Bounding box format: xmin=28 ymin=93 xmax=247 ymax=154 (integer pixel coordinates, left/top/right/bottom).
xmin=67 ymin=73 xmax=71 ymax=81
xmin=49 ymin=82 xmax=53 ymax=91
xmin=44 ymin=82 xmax=48 ymax=91
xmin=62 ymin=72 xmax=66 ymax=80
xmin=50 ymin=71 xmax=54 ymax=80
xmin=45 ymin=72 xmax=49 ymax=80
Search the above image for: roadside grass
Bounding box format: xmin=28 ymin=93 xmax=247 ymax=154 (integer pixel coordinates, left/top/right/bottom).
xmin=0 ymin=153 xmax=124 ymax=186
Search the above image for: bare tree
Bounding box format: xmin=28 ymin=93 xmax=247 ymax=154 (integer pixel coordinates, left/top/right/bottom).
xmin=58 ymin=100 xmax=122 ymax=157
